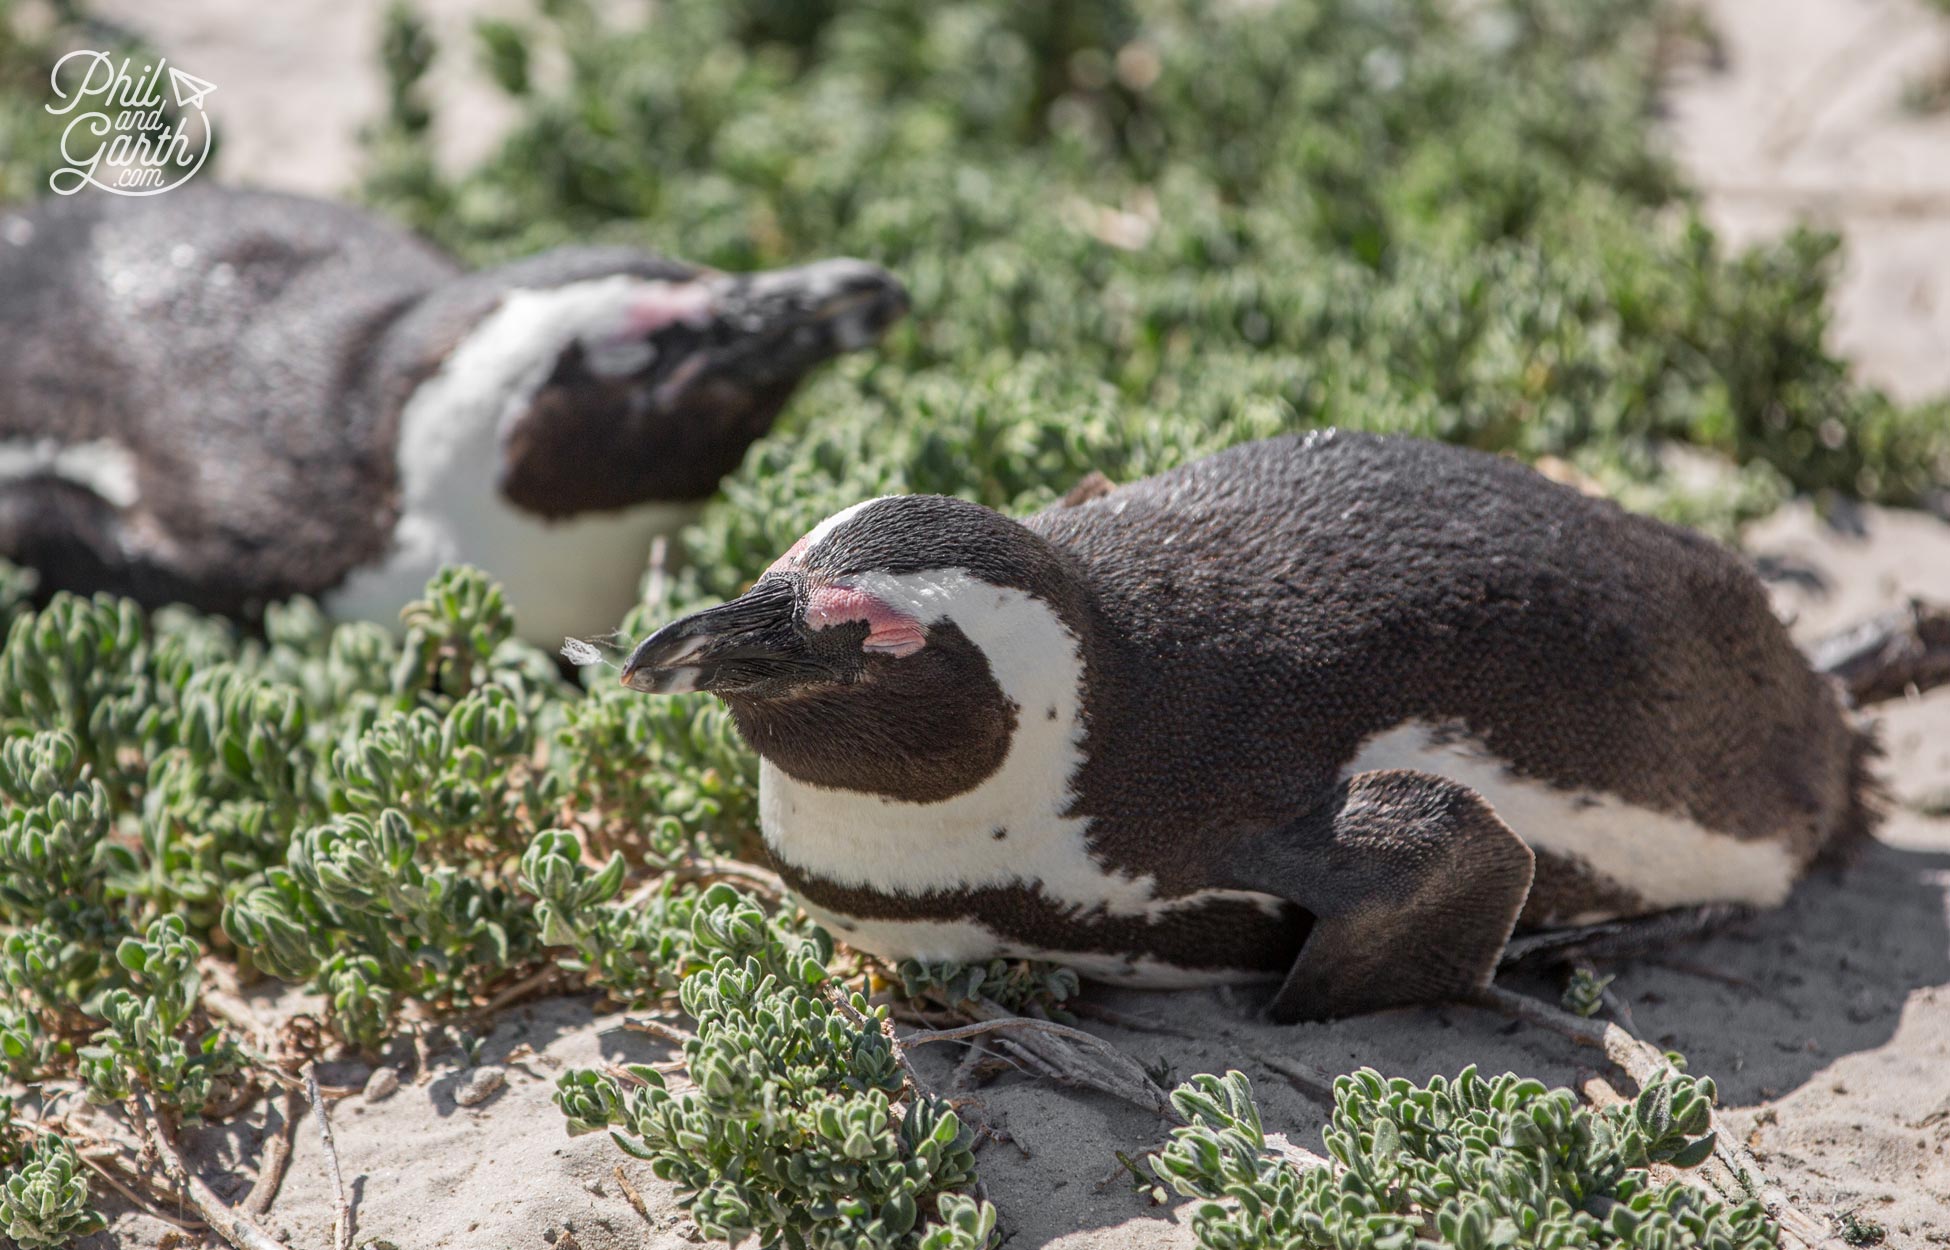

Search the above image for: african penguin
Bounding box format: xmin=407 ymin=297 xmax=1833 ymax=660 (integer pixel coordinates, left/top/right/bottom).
xmin=0 ymin=186 xmax=907 ymax=645
xmin=620 ymin=431 xmax=1880 ymax=1021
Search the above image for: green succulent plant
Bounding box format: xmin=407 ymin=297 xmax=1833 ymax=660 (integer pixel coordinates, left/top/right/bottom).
xmin=554 ymin=885 xmax=987 ymax=1249
xmin=894 ymin=957 xmax=1081 ymax=1017
xmin=1153 ymin=1067 xmax=1773 ymax=1250
xmin=0 ymin=1134 xmax=104 ymax=1249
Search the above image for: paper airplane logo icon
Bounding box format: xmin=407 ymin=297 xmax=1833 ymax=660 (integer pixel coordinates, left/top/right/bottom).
xmin=167 ymin=66 xmax=216 ymax=111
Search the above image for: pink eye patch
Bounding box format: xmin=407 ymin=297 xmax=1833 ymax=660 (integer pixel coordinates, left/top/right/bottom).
xmin=806 ymin=583 xmax=927 ymax=657
xmin=622 ymin=283 xmax=716 ymax=336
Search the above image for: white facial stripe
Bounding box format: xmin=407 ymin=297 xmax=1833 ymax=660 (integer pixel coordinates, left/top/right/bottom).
xmin=402 ymin=275 xmax=692 ymax=474
xmin=1346 ymin=722 xmax=1799 ymax=920
xmin=0 ymin=437 xmax=140 ymax=509
xmin=760 ymin=566 xmax=1164 ymax=913
xmin=800 ymin=496 xmax=893 ymax=552
xmin=326 ymin=276 xmax=707 ymax=644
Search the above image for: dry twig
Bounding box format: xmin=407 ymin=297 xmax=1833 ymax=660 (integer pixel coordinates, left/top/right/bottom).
xmin=241 ymin=1086 xmax=303 ymax=1216
xmin=126 ymin=1085 xmax=284 ymax=1250
xmin=675 ymin=856 xmax=788 ymax=897
xmin=465 ymin=964 xmax=566 ymax=1025
xmin=613 ymin=1164 xmax=655 ymax=1226
xmin=958 ymin=998 xmax=1176 ymax=1119
xmin=75 ymin=1145 xmax=206 ymax=1232
xmin=308 ymin=1065 xmax=353 ymax=1250
xmin=617 ymin=1016 xmax=699 ymax=1047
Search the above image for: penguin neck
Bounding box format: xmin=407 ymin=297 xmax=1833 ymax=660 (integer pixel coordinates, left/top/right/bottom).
xmin=391 ymin=275 xmax=654 ymax=508
xmin=324 ymin=277 xmax=697 ymax=642
xmin=744 ymin=569 xmax=1170 ymax=910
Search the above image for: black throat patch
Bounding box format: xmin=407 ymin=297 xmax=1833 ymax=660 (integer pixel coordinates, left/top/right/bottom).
xmin=727 ymin=618 xmax=1019 ymax=803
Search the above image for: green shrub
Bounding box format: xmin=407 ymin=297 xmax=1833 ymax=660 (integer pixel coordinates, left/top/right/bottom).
xmin=0 ymin=1133 xmax=104 ymax=1249
xmin=894 ymin=956 xmax=1080 ymax=1017
xmin=1153 ymin=1067 xmax=1773 ymax=1250
xmin=357 ymin=0 xmax=1944 ymax=580
xmin=554 ymin=884 xmax=994 ymax=1249
xmin=77 ymin=915 xmax=243 ymax=1113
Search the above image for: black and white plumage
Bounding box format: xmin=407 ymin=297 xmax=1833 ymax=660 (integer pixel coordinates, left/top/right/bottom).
xmin=620 ymin=432 xmax=1876 ymax=1020
xmin=0 ymin=187 xmax=907 ymax=644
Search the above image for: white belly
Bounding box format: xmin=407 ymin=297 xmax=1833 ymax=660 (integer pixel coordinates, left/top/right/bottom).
xmin=1346 ymin=722 xmax=1799 ymax=920
xmin=325 ymin=500 xmax=697 ymax=647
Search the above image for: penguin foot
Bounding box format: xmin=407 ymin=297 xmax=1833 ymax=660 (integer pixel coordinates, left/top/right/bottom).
xmin=1240 ymin=769 xmax=1535 ymax=1024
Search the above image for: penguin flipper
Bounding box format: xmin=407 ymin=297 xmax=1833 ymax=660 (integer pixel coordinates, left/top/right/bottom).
xmin=1242 ymin=769 xmax=1535 ymax=1023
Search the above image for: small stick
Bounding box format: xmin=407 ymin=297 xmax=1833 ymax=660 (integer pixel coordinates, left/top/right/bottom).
xmin=989 ymin=1034 xmax=1065 ymax=1083
xmin=127 ymin=1085 xmax=285 ymax=1250
xmin=242 ymin=1085 xmax=303 ymax=1215
xmin=613 ymin=1164 xmax=654 ymax=1226
xmin=673 ymin=856 xmax=788 ymax=898
xmin=616 ymin=1017 xmax=699 ymax=1047
xmin=961 ymin=997 xmax=1177 ymax=1120
xmin=76 ymin=1147 xmax=207 ymax=1231
xmin=465 ymin=964 xmax=564 ymax=1025
xmin=308 ymin=1065 xmax=353 ymax=1250
xmin=1581 ymin=1074 xmax=1629 ymax=1109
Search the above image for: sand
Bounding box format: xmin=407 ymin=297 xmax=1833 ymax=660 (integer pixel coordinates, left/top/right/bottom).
xmin=58 ymin=0 xmax=1950 ymax=1244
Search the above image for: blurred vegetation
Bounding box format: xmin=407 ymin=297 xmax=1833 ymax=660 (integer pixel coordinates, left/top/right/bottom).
xmin=362 ymin=0 xmax=1947 ymax=584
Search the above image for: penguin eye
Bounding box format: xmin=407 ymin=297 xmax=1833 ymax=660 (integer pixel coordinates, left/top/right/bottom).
xmin=805 ymin=583 xmax=926 ymax=658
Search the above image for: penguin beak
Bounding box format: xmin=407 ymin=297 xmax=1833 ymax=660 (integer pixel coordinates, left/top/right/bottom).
xmin=697 ymin=259 xmax=908 ymax=388
xmin=620 ymin=578 xmax=811 ymax=695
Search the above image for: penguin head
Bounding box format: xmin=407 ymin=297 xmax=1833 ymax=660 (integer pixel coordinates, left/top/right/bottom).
xmin=620 ymin=495 xmax=1085 ymax=801
xmin=418 ymin=250 xmax=907 ymax=520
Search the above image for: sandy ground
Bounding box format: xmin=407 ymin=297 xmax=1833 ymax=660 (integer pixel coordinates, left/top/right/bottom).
xmin=50 ymin=0 xmax=1950 ymax=1245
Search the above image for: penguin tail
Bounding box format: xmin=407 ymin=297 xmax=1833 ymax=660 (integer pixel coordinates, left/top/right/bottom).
xmin=1815 ymin=721 xmax=1886 ymax=870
